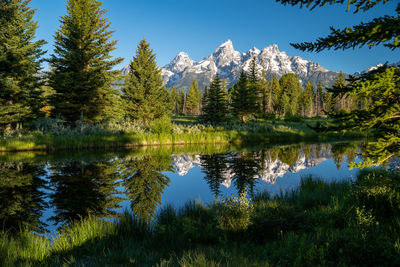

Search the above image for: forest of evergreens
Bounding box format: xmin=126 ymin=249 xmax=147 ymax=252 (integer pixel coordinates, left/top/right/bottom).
xmin=0 ymin=0 xmax=399 ymax=265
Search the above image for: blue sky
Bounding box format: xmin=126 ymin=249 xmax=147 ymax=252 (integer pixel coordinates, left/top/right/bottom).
xmin=31 ymin=0 xmax=398 ymax=74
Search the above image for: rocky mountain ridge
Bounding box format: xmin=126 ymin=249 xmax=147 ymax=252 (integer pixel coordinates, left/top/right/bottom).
xmin=122 ymin=39 xmax=342 ymax=92
xmin=171 ymin=148 xmax=332 ymax=188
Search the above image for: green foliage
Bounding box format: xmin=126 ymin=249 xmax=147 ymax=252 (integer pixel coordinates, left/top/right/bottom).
xmin=185 ymin=79 xmax=200 ymax=115
xmin=0 ymin=0 xmax=46 ymax=128
xmin=279 ymin=0 xmax=400 ymax=166
xmin=329 ymin=67 xmax=400 ymax=166
xmin=120 ymin=155 xmax=171 ymax=222
xmin=201 ymin=74 xmax=229 ymax=124
xmin=122 ymin=38 xmax=170 ymax=122
xmin=303 ymin=81 xmax=314 ymax=116
xmin=230 ymin=71 xmax=258 ymax=123
xmin=216 ymin=192 xmax=254 ymax=232
xmin=352 ymin=168 xmax=400 ymax=219
xmin=277 ymin=0 xmax=400 ymax=51
xmin=149 ymin=115 xmax=173 ymax=134
xmin=2 ymin=169 xmax=400 ymax=266
xmin=48 ymin=0 xmax=123 ymax=123
xmin=279 ymin=73 xmax=303 ymax=116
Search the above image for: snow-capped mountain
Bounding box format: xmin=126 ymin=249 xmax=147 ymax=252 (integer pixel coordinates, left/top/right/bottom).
xmin=354 ymin=61 xmax=400 ymax=76
xmin=171 ymin=146 xmax=332 ymax=187
xmin=122 ymin=40 xmax=341 ymax=92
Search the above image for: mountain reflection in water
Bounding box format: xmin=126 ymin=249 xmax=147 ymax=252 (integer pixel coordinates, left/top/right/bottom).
xmin=0 ymin=142 xmax=377 ymax=234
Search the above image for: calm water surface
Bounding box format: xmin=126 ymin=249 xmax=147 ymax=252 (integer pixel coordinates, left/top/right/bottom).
xmin=0 ymin=142 xmax=365 ymax=235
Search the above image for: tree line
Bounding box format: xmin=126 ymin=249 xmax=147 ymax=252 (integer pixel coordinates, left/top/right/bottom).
xmin=1 ymin=0 xmax=362 ymax=131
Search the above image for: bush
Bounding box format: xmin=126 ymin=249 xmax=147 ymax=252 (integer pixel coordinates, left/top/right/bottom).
xmin=284 ymin=113 xmax=304 ymax=122
xmin=150 ymin=115 xmax=173 ymax=134
xmin=216 ymin=192 xmax=254 ymax=232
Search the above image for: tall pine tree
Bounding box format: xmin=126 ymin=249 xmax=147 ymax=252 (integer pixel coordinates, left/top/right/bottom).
xmin=279 ymin=0 xmax=400 ymax=166
xmin=303 ymin=81 xmax=314 ymax=116
xmin=122 ymin=39 xmax=170 ymax=122
xmin=230 ymin=70 xmax=257 ymax=123
xmin=185 ymin=79 xmax=200 ymax=115
xmin=201 ymin=74 xmax=229 ymax=123
xmin=0 ymin=0 xmax=46 ymax=128
xmin=49 ymin=0 xmax=122 ymax=123
xmin=279 ymin=73 xmax=302 ymax=116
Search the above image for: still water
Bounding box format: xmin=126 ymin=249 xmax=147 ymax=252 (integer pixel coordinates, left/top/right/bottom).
xmin=0 ymin=142 xmax=365 ymax=235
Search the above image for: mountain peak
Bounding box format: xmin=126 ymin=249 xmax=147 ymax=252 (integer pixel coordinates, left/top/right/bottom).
xmin=164 ymin=51 xmax=193 ymax=73
xmin=262 ymin=44 xmax=280 ymax=53
xmin=158 ymin=40 xmax=341 ymax=92
xmin=218 ymin=39 xmax=233 ymax=48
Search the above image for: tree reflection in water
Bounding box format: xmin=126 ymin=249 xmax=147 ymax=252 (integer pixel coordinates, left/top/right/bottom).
xmin=48 ymin=159 xmax=123 ymax=228
xmin=0 ymin=162 xmax=48 ymax=233
xmin=119 ymin=155 xmax=171 ymax=222
xmin=0 ymin=142 xmax=370 ymax=233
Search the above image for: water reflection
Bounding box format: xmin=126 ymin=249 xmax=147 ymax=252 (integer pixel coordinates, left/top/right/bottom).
xmin=0 ymin=162 xmax=48 ymax=232
xmin=0 ymin=142 xmax=384 ymax=233
xmin=48 ymin=159 xmax=123 ymax=228
xmin=120 ymin=155 xmax=171 ymax=222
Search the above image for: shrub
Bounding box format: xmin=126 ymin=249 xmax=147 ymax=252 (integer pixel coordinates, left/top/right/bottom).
xmin=150 ymin=115 xmax=173 ymax=134
xmin=216 ymin=192 xmax=254 ymax=232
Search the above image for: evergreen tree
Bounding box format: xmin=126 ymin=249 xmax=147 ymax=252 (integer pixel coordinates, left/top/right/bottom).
xmin=258 ymin=69 xmax=272 ymax=115
xmin=0 ymin=162 xmax=48 ymax=233
xmin=229 ymin=152 xmax=259 ymax=197
xmin=271 ymin=76 xmax=283 ymax=115
xmin=279 ymin=73 xmax=302 ymax=116
xmin=331 ymin=72 xmax=347 ymax=111
xmin=279 ymin=0 xmax=400 ymax=166
xmin=200 ymin=153 xmax=229 ymax=198
xmin=122 ymin=39 xmax=170 ymax=122
xmin=0 ymin=0 xmax=46 ymax=128
xmin=315 ymin=81 xmax=325 ymax=115
xmin=49 ymin=0 xmax=122 ymax=123
xmin=169 ymin=87 xmax=178 ymax=114
xmin=230 ymin=70 xmax=257 ymax=123
xmin=178 ymin=89 xmax=185 ymax=114
xmin=201 ymin=74 xmax=229 ymax=123
xmin=49 ymin=159 xmax=122 ymax=228
xmin=185 ymin=79 xmax=200 ymax=115
xmin=303 ymin=81 xmax=314 ymax=116
xmin=120 ymin=155 xmax=171 ymax=222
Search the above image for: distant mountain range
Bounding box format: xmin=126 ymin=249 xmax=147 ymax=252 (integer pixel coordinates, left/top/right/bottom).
xmin=171 ymin=147 xmax=332 ymax=187
xmin=122 ymin=39 xmax=342 ymax=92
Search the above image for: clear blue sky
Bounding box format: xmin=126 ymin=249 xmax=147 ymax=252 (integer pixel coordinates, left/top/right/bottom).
xmin=30 ymin=0 xmax=398 ymax=74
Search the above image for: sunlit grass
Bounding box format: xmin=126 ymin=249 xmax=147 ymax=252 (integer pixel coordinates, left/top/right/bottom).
xmin=1 ymin=168 xmax=399 ymax=266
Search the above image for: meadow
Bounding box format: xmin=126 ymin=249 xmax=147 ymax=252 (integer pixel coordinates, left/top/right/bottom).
xmin=0 ymin=116 xmax=365 ymax=152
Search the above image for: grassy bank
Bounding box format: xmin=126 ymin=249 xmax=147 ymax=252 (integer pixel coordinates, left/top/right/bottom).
xmin=2 ymin=168 xmax=399 ymax=266
xmin=0 ymin=116 xmax=366 ymax=152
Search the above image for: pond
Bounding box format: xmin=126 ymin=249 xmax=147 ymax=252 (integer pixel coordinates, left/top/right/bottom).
xmin=0 ymin=141 xmax=366 ymax=235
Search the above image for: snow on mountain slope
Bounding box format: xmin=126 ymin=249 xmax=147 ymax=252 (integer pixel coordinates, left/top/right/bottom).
xmin=122 ymin=39 xmax=341 ymax=93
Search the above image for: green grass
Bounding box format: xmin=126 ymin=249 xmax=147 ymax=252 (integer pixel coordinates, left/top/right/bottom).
xmin=0 ymin=116 xmax=367 ymax=152
xmin=2 ymin=168 xmax=399 ymax=266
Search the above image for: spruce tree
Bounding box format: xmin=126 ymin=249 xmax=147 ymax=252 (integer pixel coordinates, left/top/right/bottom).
xmin=178 ymin=89 xmax=185 ymax=114
xmin=169 ymin=87 xmax=178 ymax=114
xmin=0 ymin=0 xmax=46 ymax=128
xmin=49 ymin=0 xmax=122 ymax=123
xmin=185 ymin=79 xmax=200 ymax=115
xmin=271 ymin=76 xmax=283 ymax=115
xmin=279 ymin=73 xmax=302 ymax=116
xmin=230 ymin=70 xmax=257 ymax=123
xmin=201 ymin=74 xmax=229 ymax=123
xmin=258 ymin=69 xmax=271 ymax=115
xmin=279 ymin=0 xmax=400 ymax=165
xmin=122 ymin=39 xmax=170 ymax=122
xmin=303 ymin=81 xmax=314 ymax=116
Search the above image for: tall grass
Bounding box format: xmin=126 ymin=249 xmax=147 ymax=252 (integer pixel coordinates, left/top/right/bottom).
xmin=0 ymin=116 xmax=366 ymax=152
xmin=1 ymin=168 xmax=399 ymax=266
